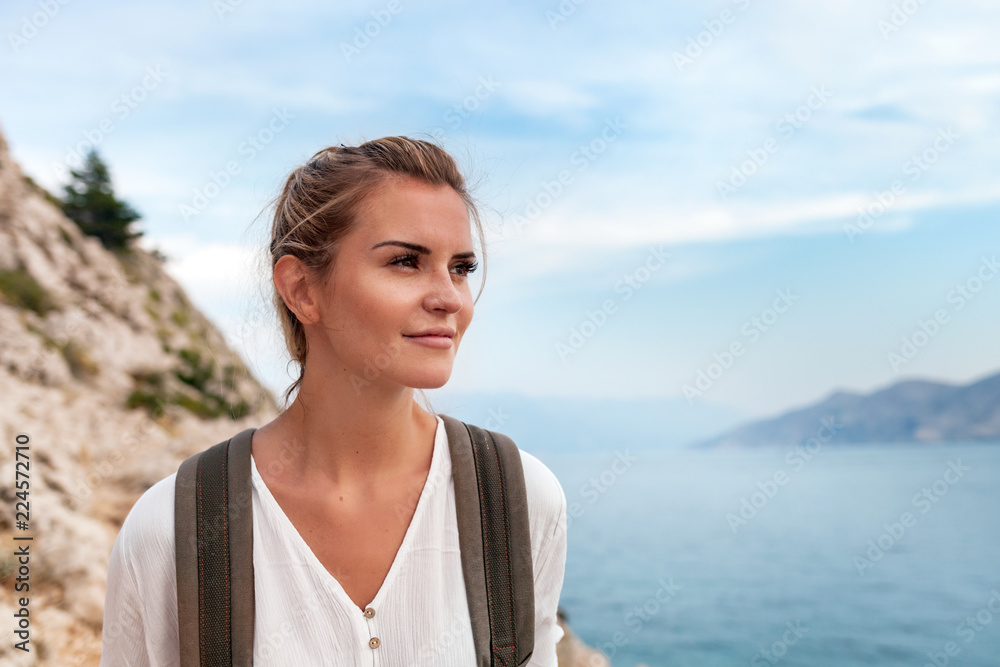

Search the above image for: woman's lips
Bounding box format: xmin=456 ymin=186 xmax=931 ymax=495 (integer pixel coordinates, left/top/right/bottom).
xmin=403 ymin=334 xmax=454 ymax=349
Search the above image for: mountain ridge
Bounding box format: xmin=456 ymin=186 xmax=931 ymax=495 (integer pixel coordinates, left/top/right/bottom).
xmin=694 ymin=369 xmax=1000 ymax=448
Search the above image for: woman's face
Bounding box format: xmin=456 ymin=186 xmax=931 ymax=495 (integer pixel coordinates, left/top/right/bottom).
xmin=307 ymin=176 xmax=477 ymax=391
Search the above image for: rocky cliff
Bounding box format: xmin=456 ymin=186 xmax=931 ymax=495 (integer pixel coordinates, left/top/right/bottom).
xmin=0 ymin=123 xmax=279 ymax=665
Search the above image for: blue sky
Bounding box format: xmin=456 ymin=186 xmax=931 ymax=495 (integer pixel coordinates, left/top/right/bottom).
xmin=2 ymin=0 xmax=998 ymax=419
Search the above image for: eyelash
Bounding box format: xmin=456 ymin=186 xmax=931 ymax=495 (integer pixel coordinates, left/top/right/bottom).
xmin=389 ymin=253 xmax=479 ymax=277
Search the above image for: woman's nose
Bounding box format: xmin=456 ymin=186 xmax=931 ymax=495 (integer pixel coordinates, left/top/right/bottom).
xmin=424 ymin=268 xmax=465 ymax=311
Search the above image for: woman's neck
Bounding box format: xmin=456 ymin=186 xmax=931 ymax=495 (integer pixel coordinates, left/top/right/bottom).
xmin=255 ymin=363 xmax=437 ymax=492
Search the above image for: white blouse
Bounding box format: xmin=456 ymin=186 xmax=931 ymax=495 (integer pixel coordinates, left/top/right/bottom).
xmin=99 ymin=415 xmax=568 ymax=666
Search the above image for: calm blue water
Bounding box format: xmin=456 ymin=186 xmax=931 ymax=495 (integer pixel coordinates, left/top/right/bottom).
xmin=542 ymin=442 xmax=1000 ymax=667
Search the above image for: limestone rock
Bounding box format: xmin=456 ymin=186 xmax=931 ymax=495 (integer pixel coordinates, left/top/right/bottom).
xmin=0 ymin=121 xmax=279 ymax=666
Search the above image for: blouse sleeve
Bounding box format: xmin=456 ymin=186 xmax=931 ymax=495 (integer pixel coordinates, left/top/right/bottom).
xmin=99 ymin=473 xmax=179 ymax=667
xmin=100 ymin=519 xmax=153 ymax=666
xmin=519 ymin=450 xmax=569 ymax=667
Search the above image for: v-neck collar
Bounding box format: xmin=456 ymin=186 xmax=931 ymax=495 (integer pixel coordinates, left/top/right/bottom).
xmin=248 ymin=415 xmax=446 ymax=613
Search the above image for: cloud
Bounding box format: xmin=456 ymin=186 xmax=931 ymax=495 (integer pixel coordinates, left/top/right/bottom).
xmin=148 ymin=236 xmax=267 ymax=305
xmin=501 ymin=184 xmax=1000 ymax=251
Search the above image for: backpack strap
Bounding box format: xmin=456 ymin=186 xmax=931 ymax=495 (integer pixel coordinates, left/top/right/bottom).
xmin=441 ymin=414 xmax=536 ymax=667
xmin=174 ymin=418 xmax=534 ymax=667
xmin=175 ymin=428 xmax=256 ymax=667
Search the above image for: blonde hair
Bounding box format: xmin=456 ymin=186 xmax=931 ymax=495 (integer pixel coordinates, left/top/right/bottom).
xmin=268 ymin=137 xmax=486 ymax=409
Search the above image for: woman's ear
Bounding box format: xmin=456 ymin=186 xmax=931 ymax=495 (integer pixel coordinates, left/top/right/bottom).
xmin=274 ymin=255 xmax=321 ymax=325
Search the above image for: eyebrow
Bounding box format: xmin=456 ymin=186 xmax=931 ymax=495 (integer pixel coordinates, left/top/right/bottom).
xmin=371 ymin=240 xmax=476 ymax=260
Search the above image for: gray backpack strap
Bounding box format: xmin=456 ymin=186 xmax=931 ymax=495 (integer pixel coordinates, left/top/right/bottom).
xmin=175 ymin=428 xmax=257 ymax=666
xmin=441 ymin=414 xmax=536 ymax=667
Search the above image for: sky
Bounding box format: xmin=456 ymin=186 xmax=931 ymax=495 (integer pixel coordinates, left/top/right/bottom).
xmin=2 ymin=0 xmax=998 ymax=420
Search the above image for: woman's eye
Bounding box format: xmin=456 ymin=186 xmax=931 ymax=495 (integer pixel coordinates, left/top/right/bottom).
xmin=390 ymin=254 xmax=478 ymax=277
xmin=453 ymin=260 xmax=479 ymax=277
xmin=390 ymin=253 xmax=419 ymax=268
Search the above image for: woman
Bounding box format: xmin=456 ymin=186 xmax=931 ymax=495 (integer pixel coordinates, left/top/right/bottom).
xmin=99 ymin=137 xmax=568 ymax=665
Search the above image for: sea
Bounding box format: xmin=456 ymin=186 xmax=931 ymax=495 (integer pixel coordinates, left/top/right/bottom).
xmin=542 ymin=441 xmax=1000 ymax=667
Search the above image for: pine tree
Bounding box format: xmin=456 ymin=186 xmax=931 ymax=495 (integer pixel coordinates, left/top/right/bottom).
xmin=60 ymin=149 xmax=143 ymax=251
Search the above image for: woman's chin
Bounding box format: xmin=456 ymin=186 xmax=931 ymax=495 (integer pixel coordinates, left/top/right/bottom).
xmin=401 ymin=366 xmax=453 ymax=390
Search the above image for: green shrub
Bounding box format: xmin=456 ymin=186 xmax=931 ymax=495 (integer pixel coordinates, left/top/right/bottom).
xmin=0 ymin=269 xmax=56 ymax=316
xmin=228 ymin=399 xmax=252 ymax=420
xmin=176 ymin=348 xmax=214 ymax=391
xmin=171 ymin=393 xmax=221 ymax=419
xmin=126 ymin=363 xmax=250 ymax=421
xmin=126 ymin=390 xmax=166 ymax=418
